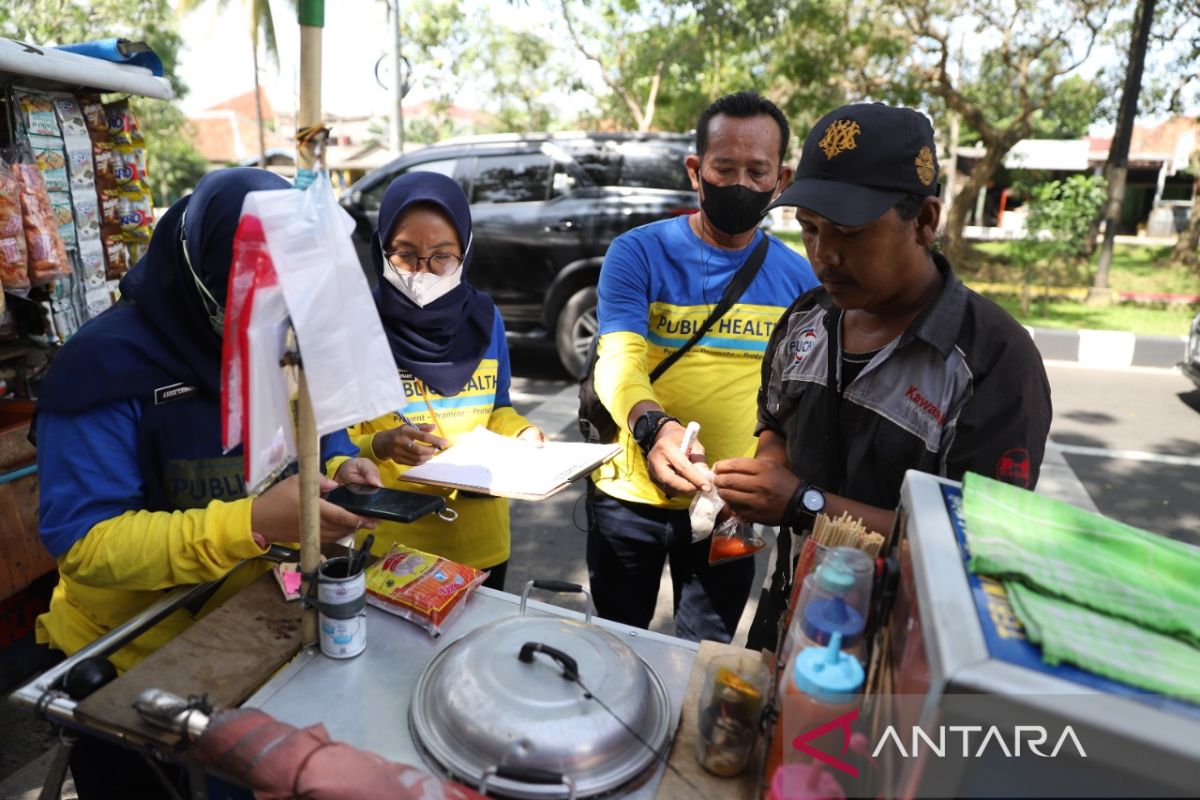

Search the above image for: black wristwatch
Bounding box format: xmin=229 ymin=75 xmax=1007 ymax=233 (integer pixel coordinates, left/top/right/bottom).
xmin=632 ymin=410 xmax=680 ymax=456
xmin=784 ymin=481 xmax=826 ymax=528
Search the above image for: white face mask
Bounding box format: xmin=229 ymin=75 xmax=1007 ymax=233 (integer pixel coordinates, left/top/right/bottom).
xmin=383 ymin=263 xmax=463 ymax=307
xmin=380 ymin=232 xmax=471 ymax=308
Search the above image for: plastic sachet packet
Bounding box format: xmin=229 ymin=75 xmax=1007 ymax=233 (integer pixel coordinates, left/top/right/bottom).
xmin=709 ymin=516 xmax=767 ymax=565
xmin=689 ymin=464 xmax=725 ymax=543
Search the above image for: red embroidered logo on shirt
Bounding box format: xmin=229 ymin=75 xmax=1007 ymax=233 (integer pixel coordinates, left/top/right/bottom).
xmin=905 ymin=384 xmax=945 ymax=426
xmin=996 ymin=448 xmax=1032 ymax=487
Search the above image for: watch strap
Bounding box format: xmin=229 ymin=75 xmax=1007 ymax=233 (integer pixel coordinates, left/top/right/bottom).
xmin=783 ymin=481 xmax=823 ymax=529
xmin=635 ymin=411 xmax=679 ymax=456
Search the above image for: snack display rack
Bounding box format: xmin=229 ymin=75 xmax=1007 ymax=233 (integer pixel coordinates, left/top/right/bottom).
xmin=0 ymin=36 xmax=172 ymax=692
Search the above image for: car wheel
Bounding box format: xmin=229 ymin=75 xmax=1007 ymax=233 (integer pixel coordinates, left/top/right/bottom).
xmin=555 ymin=286 xmax=598 ymax=379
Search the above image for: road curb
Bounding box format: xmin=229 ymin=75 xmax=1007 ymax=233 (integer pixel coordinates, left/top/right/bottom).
xmin=1026 ymin=327 xmax=1187 ymax=369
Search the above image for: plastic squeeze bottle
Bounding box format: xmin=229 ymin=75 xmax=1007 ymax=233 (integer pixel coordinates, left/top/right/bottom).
xmin=779 ymin=632 xmax=865 ymax=767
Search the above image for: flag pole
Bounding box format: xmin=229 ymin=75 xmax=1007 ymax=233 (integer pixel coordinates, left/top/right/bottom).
xmin=296 ymin=0 xmax=325 ymax=648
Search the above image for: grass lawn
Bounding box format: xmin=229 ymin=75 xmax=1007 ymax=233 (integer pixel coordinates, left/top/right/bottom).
xmin=774 ymin=232 xmax=1198 ymax=336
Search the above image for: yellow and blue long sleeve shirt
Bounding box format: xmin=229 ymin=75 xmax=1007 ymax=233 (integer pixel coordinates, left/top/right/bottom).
xmin=35 ymin=392 xmax=357 ymax=672
xmin=592 ymin=216 xmax=817 ymax=509
xmin=344 ymin=309 xmax=532 ymax=569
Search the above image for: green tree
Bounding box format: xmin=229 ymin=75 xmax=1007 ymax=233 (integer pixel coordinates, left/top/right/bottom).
xmin=765 ymin=0 xmax=1117 ymax=260
xmin=1011 ymin=174 xmax=1108 ymax=314
xmin=0 ymin=0 xmax=208 ymax=202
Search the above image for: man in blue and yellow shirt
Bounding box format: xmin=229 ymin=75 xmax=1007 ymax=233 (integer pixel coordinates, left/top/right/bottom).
xmin=588 ymin=91 xmax=818 ymax=643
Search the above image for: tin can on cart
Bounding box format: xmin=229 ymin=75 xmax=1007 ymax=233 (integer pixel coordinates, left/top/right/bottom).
xmin=316 ymin=556 xmax=366 ymax=658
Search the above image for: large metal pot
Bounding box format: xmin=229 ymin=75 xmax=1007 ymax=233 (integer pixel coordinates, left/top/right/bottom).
xmin=409 ymin=581 xmax=673 ymax=799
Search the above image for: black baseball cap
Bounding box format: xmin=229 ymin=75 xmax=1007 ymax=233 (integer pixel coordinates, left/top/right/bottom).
xmin=769 ymin=103 xmax=940 ymax=226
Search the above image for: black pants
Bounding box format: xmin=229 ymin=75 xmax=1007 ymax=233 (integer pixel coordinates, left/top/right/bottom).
xmin=482 ymin=560 xmax=508 ymax=591
xmin=584 ymin=483 xmax=755 ymax=643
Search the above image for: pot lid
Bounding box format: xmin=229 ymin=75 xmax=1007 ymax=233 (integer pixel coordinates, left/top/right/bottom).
xmin=409 ymin=614 xmax=672 ymax=799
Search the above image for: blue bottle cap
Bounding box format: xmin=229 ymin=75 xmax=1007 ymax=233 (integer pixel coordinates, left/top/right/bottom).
xmin=792 ymin=632 xmax=864 ymax=705
xmin=814 ymin=564 xmax=856 ymax=594
xmin=801 ymin=596 xmax=865 ymax=648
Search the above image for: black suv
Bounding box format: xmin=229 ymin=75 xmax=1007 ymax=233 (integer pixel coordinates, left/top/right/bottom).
xmin=340 ymin=132 xmax=698 ymax=376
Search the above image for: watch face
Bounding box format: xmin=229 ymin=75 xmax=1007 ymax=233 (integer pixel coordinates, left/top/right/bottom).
xmin=802 ymin=487 xmax=825 ymax=513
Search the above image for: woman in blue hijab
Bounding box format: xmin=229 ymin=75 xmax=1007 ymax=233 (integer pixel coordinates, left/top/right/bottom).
xmin=347 ymin=171 xmax=542 ymax=589
xmin=35 ymin=168 xmax=381 ymax=677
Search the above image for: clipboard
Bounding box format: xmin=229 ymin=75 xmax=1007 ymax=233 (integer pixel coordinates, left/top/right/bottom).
xmin=397 ymin=426 xmax=622 ymax=501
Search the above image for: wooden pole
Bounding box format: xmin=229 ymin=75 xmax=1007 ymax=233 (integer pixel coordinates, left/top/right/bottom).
xmin=296 ymin=0 xmax=324 ymax=648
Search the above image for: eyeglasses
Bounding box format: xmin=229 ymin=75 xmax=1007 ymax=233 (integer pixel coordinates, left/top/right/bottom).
xmin=384 ymin=250 xmax=464 ymax=275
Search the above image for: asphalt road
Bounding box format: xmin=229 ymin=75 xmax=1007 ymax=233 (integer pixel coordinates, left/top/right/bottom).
xmin=1043 ymin=361 xmax=1200 ymax=544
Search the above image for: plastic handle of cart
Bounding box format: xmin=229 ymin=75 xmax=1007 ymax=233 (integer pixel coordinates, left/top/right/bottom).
xmin=519 ymin=580 xmax=594 ymax=623
xmin=518 ymin=642 xmax=580 ymax=681
xmin=481 ymin=765 xmax=577 ymax=799
xmin=532 ymin=579 xmax=584 ymax=594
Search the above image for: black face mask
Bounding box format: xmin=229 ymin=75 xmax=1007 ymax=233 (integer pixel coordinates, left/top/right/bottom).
xmin=699 ymin=177 xmax=776 ymax=236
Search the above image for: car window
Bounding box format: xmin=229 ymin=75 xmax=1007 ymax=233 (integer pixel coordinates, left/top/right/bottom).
xmin=471 ymin=154 xmax=552 ymax=203
xmin=550 ymin=163 xmax=578 ymax=199
xmin=361 ymin=158 xmax=458 ymax=211
xmin=565 ymin=141 xmax=691 ymax=192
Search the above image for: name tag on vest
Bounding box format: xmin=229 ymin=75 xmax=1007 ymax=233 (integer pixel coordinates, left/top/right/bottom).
xmin=154 ymin=383 xmax=198 ymax=405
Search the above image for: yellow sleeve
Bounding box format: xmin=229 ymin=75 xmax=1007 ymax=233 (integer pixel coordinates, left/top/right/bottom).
xmin=327 ymin=419 xmax=386 ymax=478
xmin=488 ymin=405 xmax=534 ymax=438
xmin=57 ymin=497 xmax=264 ymax=591
xmin=595 ymin=330 xmax=659 ymax=433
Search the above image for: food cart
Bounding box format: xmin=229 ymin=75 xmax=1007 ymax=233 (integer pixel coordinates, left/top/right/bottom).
xmin=0 ymin=35 xmax=172 ymax=693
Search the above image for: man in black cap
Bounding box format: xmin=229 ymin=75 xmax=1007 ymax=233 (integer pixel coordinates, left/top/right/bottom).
xmin=712 ymin=103 xmax=1052 ymax=651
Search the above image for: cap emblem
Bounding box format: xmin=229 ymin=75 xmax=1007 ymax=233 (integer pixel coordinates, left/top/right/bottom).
xmin=915 ymin=146 xmax=935 ymax=186
xmin=818 ymin=119 xmax=861 ymax=159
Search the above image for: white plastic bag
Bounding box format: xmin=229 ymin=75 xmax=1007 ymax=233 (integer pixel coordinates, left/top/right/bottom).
xmin=243 ymin=283 xmax=296 ymax=493
xmin=240 ymin=172 xmax=404 ymax=437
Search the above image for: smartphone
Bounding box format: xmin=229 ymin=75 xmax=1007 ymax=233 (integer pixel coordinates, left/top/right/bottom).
xmin=323 ymin=484 xmax=445 ymax=523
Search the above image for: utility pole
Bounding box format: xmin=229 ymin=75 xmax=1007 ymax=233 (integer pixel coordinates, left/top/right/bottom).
xmin=1091 ymin=0 xmax=1156 ymax=302
xmin=391 ymin=0 xmax=405 ymax=154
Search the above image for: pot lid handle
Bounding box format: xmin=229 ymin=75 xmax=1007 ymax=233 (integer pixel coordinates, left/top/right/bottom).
xmin=519 ymin=580 xmax=594 ymax=623
xmin=481 ymin=766 xmax=577 ymax=800
xmin=518 ymin=641 xmax=580 ymax=681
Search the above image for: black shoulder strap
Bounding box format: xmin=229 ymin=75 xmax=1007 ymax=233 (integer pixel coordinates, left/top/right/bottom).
xmin=648 ymin=233 xmax=771 ymax=382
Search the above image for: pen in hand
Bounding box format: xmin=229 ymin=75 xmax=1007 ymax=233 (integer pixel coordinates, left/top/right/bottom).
xmin=397 ymin=410 xmax=446 ymax=451
xmin=680 ymin=421 xmax=701 ymax=456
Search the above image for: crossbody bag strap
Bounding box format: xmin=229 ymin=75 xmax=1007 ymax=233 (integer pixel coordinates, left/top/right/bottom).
xmin=648 ymin=232 xmax=770 ymax=383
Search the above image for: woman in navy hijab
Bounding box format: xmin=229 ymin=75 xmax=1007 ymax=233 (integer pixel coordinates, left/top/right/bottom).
xmin=36 ymin=169 xmax=381 ymax=669
xmin=35 ymin=168 xmax=381 ymax=796
xmin=347 ymin=171 xmax=542 ymax=590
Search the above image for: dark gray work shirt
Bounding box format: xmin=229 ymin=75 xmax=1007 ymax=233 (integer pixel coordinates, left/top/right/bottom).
xmin=757 ymin=253 xmax=1052 ymax=511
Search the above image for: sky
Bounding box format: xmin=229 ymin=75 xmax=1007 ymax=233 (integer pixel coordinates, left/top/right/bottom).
xmin=178 ymin=0 xmax=396 ymax=117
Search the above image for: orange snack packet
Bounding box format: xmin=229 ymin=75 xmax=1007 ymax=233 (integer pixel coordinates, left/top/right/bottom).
xmin=364 ymin=543 xmax=487 ymax=637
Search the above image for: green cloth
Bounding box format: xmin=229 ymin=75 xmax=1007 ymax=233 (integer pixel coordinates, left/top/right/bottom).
xmin=963 ymin=472 xmax=1200 ymax=646
xmin=1006 ymin=582 xmax=1200 ymax=699
xmin=962 ymin=472 xmax=1200 ymax=700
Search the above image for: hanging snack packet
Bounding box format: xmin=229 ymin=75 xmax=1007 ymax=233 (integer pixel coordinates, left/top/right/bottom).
xmin=117 ymin=187 xmax=152 ymax=242
xmin=51 ymin=95 xmax=89 ymax=141
xmin=28 ymin=135 xmax=69 ymax=193
xmin=13 ymin=89 xmax=61 ymax=137
xmin=114 ymin=142 xmax=147 ymax=188
xmin=708 ymin=515 xmax=767 ymax=565
xmin=103 ymin=236 xmax=129 ymax=279
xmin=104 ymin=99 xmax=137 ymax=145
xmin=13 ymin=158 xmax=71 ymax=284
xmin=364 ymin=543 xmax=487 ymax=637
xmin=0 ymin=157 xmax=30 ymax=290
xmin=77 ymin=94 xmax=109 ymax=135
xmin=50 ymin=192 xmax=77 ymax=248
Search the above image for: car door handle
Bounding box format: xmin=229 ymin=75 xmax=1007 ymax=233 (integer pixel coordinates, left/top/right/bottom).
xmin=545 ymin=219 xmax=577 ymax=232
